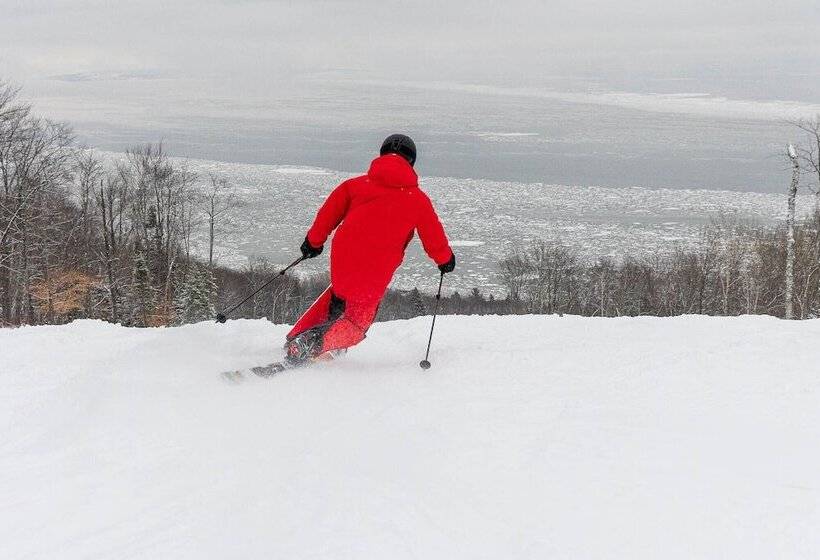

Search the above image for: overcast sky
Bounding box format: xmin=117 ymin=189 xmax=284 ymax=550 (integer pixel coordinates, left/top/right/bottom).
xmin=2 ymin=0 xmax=818 ymax=99
xmin=1 ymin=0 xmax=818 ymax=190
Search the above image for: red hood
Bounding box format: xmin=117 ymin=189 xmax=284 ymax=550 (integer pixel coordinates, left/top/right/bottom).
xmin=367 ymin=154 xmax=418 ymax=188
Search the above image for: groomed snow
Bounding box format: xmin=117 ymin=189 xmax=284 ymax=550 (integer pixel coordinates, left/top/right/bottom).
xmin=1 ymin=315 xmax=819 ymax=559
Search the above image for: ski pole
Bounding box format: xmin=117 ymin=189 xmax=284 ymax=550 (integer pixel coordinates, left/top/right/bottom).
xmin=419 ymin=271 xmax=445 ymax=370
xmin=215 ymin=255 xmax=305 ymax=323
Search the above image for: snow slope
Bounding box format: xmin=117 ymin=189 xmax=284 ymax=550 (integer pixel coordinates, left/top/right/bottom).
xmin=1 ymin=315 xmax=819 ymax=559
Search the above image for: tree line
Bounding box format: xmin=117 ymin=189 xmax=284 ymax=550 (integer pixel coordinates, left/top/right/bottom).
xmin=1 ymin=81 xmax=227 ymax=327
xmin=497 ymin=211 xmax=820 ymax=319
xmin=2 ymin=79 xmax=819 ymax=327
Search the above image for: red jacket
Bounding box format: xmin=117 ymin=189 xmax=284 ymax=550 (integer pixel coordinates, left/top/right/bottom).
xmin=306 ymin=154 xmax=452 ymax=302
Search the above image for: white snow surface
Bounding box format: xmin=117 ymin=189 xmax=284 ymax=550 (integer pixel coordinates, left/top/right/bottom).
xmin=2 ymin=315 xmax=819 ymax=559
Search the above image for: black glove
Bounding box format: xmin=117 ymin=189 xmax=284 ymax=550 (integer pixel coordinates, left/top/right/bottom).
xmin=438 ymin=252 xmax=456 ymax=274
xmin=300 ymin=237 xmax=323 ymax=259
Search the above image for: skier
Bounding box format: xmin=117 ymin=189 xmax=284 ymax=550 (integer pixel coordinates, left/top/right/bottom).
xmin=283 ymin=134 xmax=455 ymax=367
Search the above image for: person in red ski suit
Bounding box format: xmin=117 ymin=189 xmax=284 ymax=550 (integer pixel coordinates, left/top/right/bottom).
xmin=284 ymin=134 xmax=455 ymax=365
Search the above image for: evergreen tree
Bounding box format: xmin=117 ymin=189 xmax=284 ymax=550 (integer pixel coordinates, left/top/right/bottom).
xmin=175 ymin=263 xmax=217 ymax=324
xmin=132 ymin=246 xmax=155 ymax=327
xmin=410 ymin=287 xmax=426 ymax=316
xmin=173 ymin=268 xmax=191 ymax=325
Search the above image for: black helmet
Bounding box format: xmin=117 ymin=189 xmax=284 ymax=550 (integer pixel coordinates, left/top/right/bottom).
xmin=380 ymin=134 xmax=416 ymax=166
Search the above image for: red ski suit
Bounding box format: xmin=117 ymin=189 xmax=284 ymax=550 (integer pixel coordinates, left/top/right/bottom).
xmin=288 ymin=154 xmax=452 ymax=353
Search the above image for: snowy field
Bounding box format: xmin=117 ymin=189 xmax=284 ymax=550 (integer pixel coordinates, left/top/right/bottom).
xmin=94 ymin=151 xmax=816 ymax=295
xmin=2 ymin=315 xmax=819 ymax=559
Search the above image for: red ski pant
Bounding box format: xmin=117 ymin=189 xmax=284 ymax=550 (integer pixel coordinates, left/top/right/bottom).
xmin=286 ymin=287 xmax=380 ymax=353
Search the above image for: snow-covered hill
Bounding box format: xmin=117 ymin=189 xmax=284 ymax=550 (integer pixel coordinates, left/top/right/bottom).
xmin=2 ymin=315 xmax=819 ymax=559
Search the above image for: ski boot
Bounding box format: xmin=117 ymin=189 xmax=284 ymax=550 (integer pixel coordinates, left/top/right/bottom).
xmin=284 ymin=328 xmax=323 ymax=367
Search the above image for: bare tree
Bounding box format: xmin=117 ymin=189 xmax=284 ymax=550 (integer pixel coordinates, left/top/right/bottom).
xmin=0 ymin=105 xmax=74 ymax=324
xmin=501 ymin=240 xmax=577 ymax=314
xmin=0 ymin=82 xmax=30 ymax=324
xmin=499 ymin=248 xmax=527 ymax=302
xmin=200 ymin=173 xmax=239 ymax=267
xmin=588 ymin=257 xmax=616 ymax=316
xmin=95 ymin=173 xmax=133 ymax=322
xmin=706 ymin=215 xmax=752 ymax=316
xmin=785 ymin=143 xmax=800 ymax=319
xmin=791 ymin=117 xmax=820 ymax=211
xmin=121 ymin=144 xmax=196 ymax=314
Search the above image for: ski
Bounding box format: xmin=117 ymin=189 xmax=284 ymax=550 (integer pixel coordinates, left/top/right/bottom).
xmin=219 ymin=361 xmax=292 ymax=384
xmin=219 ymin=350 xmax=345 ymax=384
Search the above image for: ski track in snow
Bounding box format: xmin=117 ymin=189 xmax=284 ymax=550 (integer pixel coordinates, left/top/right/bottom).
xmin=1 ymin=315 xmax=819 ymax=559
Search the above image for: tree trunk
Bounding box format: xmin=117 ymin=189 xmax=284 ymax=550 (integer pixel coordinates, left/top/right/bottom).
xmin=785 ymin=146 xmax=800 ymax=320
xmin=98 ymin=187 xmax=119 ymax=322
xmin=0 ymin=243 xmax=10 ymax=325
xmin=209 ymin=216 xmax=215 ymax=267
